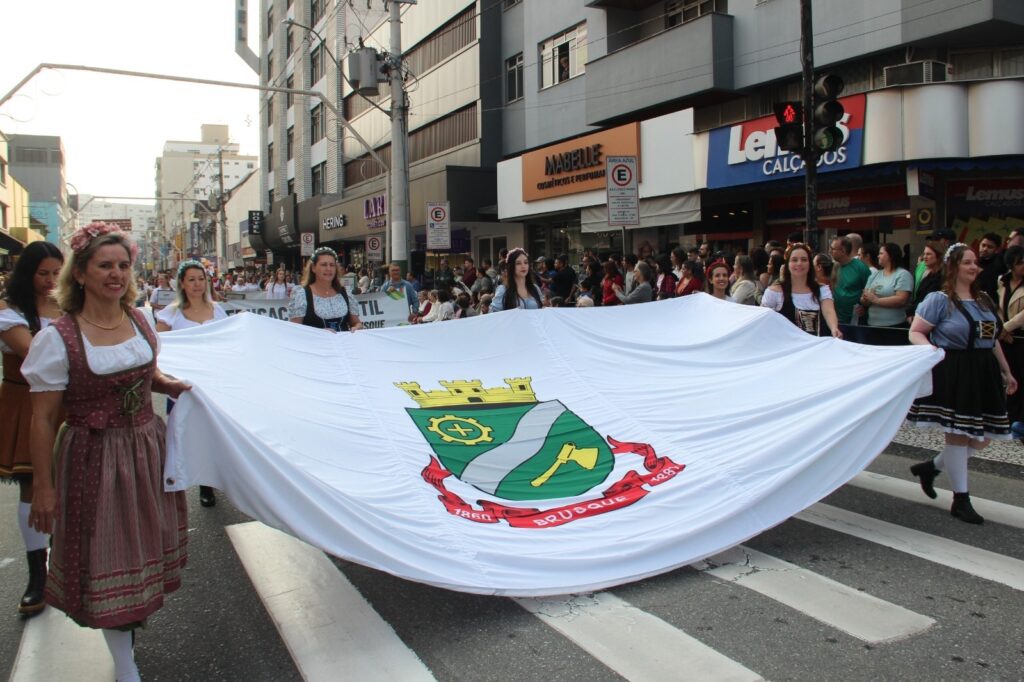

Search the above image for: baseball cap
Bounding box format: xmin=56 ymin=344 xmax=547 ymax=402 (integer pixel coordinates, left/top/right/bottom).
xmin=928 ymin=227 xmax=956 ymax=241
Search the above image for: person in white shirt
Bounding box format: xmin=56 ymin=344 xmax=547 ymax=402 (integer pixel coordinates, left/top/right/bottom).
xmin=155 ymin=259 xmax=227 ymax=508
xmin=265 ymin=269 xmax=293 ymax=299
xmin=149 ymin=272 xmax=174 ymax=312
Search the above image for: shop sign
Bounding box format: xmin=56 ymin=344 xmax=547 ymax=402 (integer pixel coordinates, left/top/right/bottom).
xmin=947 ymin=179 xmax=1024 ymax=214
xmin=521 ymin=123 xmax=640 ymax=202
xmin=248 ymin=210 xmax=264 ymax=235
xmin=364 ymin=193 xmax=387 ymax=230
xmin=766 ymin=185 xmax=906 ymax=222
xmin=322 ymin=213 xmax=346 ymax=230
xmin=707 ymin=94 xmax=866 ymax=189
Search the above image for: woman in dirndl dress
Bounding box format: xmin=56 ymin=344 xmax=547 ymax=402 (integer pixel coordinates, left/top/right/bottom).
xmin=23 ymin=222 xmax=191 ymax=682
xmin=907 ymin=243 xmax=1017 ymax=524
xmin=288 ymin=246 xmax=363 ymax=331
xmin=0 ymin=241 xmax=63 ymax=615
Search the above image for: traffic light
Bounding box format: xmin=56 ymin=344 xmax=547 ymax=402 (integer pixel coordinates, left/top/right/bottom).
xmin=812 ymin=74 xmax=845 ymax=153
xmin=773 ymin=102 xmax=804 ymax=153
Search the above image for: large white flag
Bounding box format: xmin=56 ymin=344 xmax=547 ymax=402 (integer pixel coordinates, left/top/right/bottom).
xmin=160 ymin=294 xmax=940 ymax=596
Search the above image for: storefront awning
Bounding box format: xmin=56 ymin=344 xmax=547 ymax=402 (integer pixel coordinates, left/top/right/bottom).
xmin=580 ymin=192 xmax=701 ymax=233
xmin=0 ymin=230 xmax=26 ymax=255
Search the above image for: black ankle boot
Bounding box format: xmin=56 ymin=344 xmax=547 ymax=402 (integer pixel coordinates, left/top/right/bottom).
xmin=910 ymin=460 xmax=940 ymax=499
xmin=199 ymin=486 xmax=216 ymax=508
xmin=951 ymin=492 xmax=984 ymax=524
xmin=18 ymin=548 xmax=47 ymax=616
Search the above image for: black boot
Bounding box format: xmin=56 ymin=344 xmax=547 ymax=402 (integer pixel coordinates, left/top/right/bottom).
xmin=18 ymin=549 xmax=47 ymax=616
xmin=951 ymin=492 xmax=984 ymax=525
xmin=910 ymin=460 xmax=940 ymax=499
xmin=199 ymin=486 xmax=217 ymax=508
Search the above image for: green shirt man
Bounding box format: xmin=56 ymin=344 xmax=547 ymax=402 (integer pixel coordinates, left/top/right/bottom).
xmin=830 ymin=237 xmax=870 ymax=324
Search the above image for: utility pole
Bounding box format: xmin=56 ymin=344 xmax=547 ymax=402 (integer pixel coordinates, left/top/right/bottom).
xmin=217 ymin=147 xmax=227 ymax=268
xmin=388 ymin=0 xmax=414 ymax=273
xmin=800 ymin=0 xmax=817 ymax=248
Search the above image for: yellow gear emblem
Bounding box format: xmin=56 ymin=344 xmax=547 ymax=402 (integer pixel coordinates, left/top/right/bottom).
xmin=427 ymin=415 xmax=494 ymax=445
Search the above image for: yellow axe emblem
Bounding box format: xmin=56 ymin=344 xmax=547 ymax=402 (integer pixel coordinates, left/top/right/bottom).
xmin=531 ymin=442 xmax=600 ymax=488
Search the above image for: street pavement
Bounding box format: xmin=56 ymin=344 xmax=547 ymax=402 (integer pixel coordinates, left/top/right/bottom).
xmin=2 ymin=429 xmax=1022 ymax=681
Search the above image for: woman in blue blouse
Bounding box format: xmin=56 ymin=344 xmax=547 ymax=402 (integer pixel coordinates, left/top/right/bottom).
xmin=491 ymin=248 xmax=544 ymax=312
xmin=907 ymin=244 xmax=1016 ymax=524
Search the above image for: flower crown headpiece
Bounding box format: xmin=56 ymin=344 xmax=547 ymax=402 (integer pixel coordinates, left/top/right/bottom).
xmin=176 ymin=259 xmax=205 ymax=280
xmin=312 ymin=246 xmax=337 ymax=259
xmin=944 ymin=242 xmax=968 ymax=263
xmin=69 ymin=221 xmax=139 ymax=261
xmin=506 ymin=247 xmax=528 ymax=265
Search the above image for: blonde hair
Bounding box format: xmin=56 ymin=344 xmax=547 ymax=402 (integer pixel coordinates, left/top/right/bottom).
xmin=57 ymin=233 xmax=138 ymax=313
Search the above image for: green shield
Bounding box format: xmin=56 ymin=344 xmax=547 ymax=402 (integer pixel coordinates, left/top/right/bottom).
xmin=407 ymin=400 xmax=613 ymax=501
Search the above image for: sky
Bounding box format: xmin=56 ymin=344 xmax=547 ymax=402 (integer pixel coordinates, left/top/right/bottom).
xmin=0 ymin=0 xmax=264 ymax=204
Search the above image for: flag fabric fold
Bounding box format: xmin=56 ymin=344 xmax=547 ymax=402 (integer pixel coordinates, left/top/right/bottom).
xmin=159 ymin=294 xmax=940 ymax=596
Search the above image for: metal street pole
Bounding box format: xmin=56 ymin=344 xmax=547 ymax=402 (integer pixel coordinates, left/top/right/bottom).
xmin=0 ymin=63 xmax=390 ymax=188
xmin=389 ymin=1 xmax=413 ymax=273
xmin=800 ymin=0 xmax=817 ymax=249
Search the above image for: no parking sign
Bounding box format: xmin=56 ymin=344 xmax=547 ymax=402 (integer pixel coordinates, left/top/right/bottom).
xmin=366 ymin=234 xmax=384 ymax=260
xmin=426 ymin=201 xmax=451 ymax=250
xmin=606 ymin=156 xmax=639 ymax=226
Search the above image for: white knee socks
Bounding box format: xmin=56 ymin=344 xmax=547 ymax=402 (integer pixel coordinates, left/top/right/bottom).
xmin=102 ymin=629 xmax=140 ymax=682
xmin=17 ymin=503 xmax=49 ymax=552
xmin=941 ymin=444 xmax=971 ymax=493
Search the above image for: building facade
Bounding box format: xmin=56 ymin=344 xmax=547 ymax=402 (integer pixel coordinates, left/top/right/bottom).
xmin=257 ymin=0 xmax=522 ymax=275
xmin=497 ymin=0 xmax=1024 ymax=260
xmin=5 ymin=134 xmax=67 ymax=247
xmin=154 ymin=124 xmax=258 ymax=269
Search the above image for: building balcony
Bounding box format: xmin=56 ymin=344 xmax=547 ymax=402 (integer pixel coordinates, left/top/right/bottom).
xmin=585 ymin=11 xmax=734 ymax=126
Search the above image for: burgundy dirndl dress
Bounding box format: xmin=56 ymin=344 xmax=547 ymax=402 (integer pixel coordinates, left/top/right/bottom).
xmin=46 ymin=311 xmax=188 ymax=628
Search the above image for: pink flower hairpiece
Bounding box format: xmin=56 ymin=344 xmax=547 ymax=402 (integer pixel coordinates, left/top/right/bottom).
xmin=69 ymin=222 xmax=140 ymax=262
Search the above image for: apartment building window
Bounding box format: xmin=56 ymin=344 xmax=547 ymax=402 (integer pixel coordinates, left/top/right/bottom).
xmin=311 ymin=162 xmax=325 ymax=196
xmin=1 ymin=202 xmax=8 ymax=230
xmin=287 ymin=126 xmax=295 ymax=160
xmin=266 ymin=95 xmax=273 ymax=122
xmin=268 ymin=142 xmax=275 ymax=169
xmin=403 ymin=7 xmax=476 ymax=76
xmin=0 ymin=159 xmax=6 ymax=185
xmin=310 ymin=104 xmax=326 ymax=143
xmin=666 ymin=0 xmax=726 ymax=28
xmin=286 ymin=25 xmax=296 ymax=55
xmin=247 ymin=162 xmax=254 ymax=169
xmin=311 ymin=0 xmax=326 ymax=25
xmin=268 ymin=189 xmax=275 ymax=206
xmin=311 ymin=45 xmax=326 ymax=84
xmin=286 ymin=75 xmax=295 ymax=108
xmin=540 ymin=23 xmax=587 ymax=89
xmin=506 ymin=53 xmax=524 ymax=103
xmin=266 ymin=51 xmax=274 ymax=81
xmin=287 ymin=178 xmax=295 ymax=196
xmin=266 ymin=5 xmax=273 ymax=38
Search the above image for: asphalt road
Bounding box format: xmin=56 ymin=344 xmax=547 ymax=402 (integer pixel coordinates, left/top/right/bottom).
xmin=2 ymin=441 xmax=1022 ymax=682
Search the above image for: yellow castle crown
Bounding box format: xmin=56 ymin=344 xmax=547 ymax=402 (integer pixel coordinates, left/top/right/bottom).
xmin=396 ymin=378 xmax=536 ymax=408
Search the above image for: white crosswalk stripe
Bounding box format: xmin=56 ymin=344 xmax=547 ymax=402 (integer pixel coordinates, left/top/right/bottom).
xmin=692 ymin=545 xmax=936 ymax=643
xmin=848 ymin=471 xmax=1024 ymax=530
xmin=797 ymin=502 xmax=1024 ymax=591
xmin=516 ymin=592 xmax=764 ymax=682
xmin=7 ymin=475 xmax=1023 ymax=681
xmin=227 ymin=522 xmax=436 ymax=682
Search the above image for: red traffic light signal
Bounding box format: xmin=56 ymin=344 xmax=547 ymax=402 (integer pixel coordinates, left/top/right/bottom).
xmin=773 ymin=101 xmax=804 ymax=153
xmin=773 ymin=101 xmax=803 ymax=126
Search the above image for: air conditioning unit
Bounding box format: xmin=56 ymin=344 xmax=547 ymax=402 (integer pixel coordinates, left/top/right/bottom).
xmin=883 ymin=61 xmax=949 ymax=87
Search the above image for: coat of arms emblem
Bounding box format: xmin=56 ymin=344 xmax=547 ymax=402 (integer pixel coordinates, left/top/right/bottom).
xmin=397 ymin=378 xmax=684 ymax=528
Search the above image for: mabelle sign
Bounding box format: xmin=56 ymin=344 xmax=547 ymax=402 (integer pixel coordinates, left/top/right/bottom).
xmin=707 ymin=94 xmax=865 ymax=189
